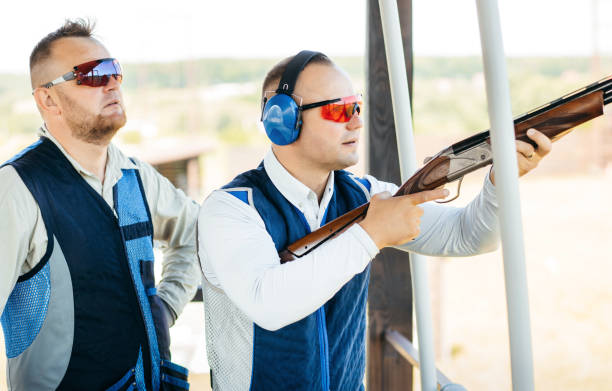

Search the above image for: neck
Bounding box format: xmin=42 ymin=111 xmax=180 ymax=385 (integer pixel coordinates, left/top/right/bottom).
xmin=272 ymin=147 xmax=330 ymax=201
xmin=47 ymin=126 xmax=109 ymax=184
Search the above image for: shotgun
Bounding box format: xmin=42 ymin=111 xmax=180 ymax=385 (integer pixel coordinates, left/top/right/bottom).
xmin=279 ymin=74 xmax=612 ymax=263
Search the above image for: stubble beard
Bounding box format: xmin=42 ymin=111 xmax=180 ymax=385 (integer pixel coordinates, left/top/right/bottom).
xmin=58 ymin=91 xmax=127 ymax=146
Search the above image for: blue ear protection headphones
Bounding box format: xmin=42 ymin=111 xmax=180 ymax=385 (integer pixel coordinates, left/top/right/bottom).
xmin=261 ymin=50 xmax=322 ymax=145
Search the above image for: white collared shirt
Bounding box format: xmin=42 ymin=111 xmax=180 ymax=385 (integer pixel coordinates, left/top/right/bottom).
xmin=197 ymin=149 xmax=500 ymax=331
xmin=265 ymin=147 xmax=337 ymax=231
xmin=0 ymin=126 xmax=200 ymax=317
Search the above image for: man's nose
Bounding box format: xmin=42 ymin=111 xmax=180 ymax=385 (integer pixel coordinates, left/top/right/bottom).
xmin=346 ymin=112 xmax=363 ymax=130
xmin=103 ymin=74 xmax=121 ymax=92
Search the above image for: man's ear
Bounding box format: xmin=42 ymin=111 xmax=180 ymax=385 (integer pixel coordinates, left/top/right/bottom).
xmin=33 ymin=88 xmax=61 ymax=116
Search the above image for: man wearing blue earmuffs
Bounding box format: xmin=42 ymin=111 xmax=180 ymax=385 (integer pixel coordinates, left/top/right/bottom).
xmin=197 ymin=50 xmax=552 ymax=390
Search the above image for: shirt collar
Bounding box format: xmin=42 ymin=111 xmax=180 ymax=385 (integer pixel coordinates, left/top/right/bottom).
xmin=38 ymin=124 xmax=138 ymax=179
xmin=263 ymin=148 xmax=335 ymax=209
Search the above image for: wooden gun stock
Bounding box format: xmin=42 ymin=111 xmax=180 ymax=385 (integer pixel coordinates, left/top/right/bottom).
xmin=279 ymin=80 xmax=609 ymax=263
xmin=279 ymin=204 xmax=370 ymax=263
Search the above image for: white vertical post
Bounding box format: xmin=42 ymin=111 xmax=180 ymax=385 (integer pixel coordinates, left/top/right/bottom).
xmin=475 ymin=1 xmax=535 ymax=390
xmin=378 ymin=0 xmax=437 ymax=390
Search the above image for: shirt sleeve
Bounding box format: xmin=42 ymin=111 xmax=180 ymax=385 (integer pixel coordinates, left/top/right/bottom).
xmin=0 ymin=166 xmax=47 ymax=314
xmin=365 ymin=172 xmax=500 ymax=256
xmin=135 ymin=160 xmax=200 ymax=318
xmin=198 ymin=190 xmax=378 ymax=331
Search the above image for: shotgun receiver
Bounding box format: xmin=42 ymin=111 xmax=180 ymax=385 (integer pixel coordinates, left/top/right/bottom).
xmin=279 ymin=74 xmax=612 ymax=263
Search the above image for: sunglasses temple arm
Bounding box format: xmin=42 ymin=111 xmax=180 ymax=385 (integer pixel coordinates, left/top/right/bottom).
xmin=43 ymin=71 xmax=75 ymax=88
xmin=295 ymin=109 xmax=303 ymax=130
xmin=260 ymin=97 xmax=267 ymax=121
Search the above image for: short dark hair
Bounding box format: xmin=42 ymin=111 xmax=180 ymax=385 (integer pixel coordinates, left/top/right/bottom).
xmin=261 ymin=52 xmax=332 ymax=99
xmin=30 ymin=18 xmax=96 ymax=72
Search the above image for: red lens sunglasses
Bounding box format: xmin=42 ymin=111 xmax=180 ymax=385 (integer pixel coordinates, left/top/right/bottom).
xmin=300 ymin=94 xmax=363 ymax=123
xmin=40 ymin=58 xmax=122 ymax=89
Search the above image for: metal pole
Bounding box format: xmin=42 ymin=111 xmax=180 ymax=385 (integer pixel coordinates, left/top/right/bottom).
xmin=378 ymin=0 xmax=437 ymax=390
xmin=475 ymin=1 xmax=535 ymax=390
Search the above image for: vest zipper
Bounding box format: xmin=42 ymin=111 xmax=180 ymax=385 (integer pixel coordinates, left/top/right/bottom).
xmin=319 ymin=205 xmax=331 ymax=391
xmin=293 ymin=204 xmax=332 ymax=391
xmin=316 ymin=306 xmax=330 ymax=391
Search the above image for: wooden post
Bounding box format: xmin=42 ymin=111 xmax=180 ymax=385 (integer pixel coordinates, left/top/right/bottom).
xmin=366 ymin=0 xmax=414 ymax=390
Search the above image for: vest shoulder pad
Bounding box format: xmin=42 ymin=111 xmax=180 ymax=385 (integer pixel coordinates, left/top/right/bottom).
xmin=222 ymin=187 xmax=255 ymax=208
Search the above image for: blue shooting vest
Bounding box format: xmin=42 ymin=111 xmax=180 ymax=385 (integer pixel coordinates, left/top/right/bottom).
xmin=1 ymin=137 xmax=189 ymax=391
xmin=222 ymin=164 xmax=371 ymax=391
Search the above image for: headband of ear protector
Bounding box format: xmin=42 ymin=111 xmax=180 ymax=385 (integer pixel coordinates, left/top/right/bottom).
xmin=261 ymin=50 xmax=322 ymax=145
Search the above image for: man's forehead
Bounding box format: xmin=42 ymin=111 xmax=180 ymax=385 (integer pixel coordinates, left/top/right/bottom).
xmin=295 ymin=63 xmax=354 ymax=101
xmin=50 ymin=37 xmax=110 ymax=69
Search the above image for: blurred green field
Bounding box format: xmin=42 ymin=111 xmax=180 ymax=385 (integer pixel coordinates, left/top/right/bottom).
xmin=1 ymin=56 xmax=611 ymax=154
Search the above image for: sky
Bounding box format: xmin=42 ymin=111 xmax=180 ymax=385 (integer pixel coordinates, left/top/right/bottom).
xmin=0 ymin=0 xmax=610 ymax=73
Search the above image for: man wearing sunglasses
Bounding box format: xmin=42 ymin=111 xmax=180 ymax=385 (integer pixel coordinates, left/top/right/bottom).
xmin=0 ymin=20 xmax=196 ymax=390
xmin=197 ymin=51 xmax=552 ymax=390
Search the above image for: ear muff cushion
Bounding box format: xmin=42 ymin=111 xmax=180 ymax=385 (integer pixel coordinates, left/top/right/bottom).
xmin=262 ymin=94 xmax=301 ymax=145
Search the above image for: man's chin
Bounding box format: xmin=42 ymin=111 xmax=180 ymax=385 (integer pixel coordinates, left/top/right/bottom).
xmin=78 ymin=116 xmax=126 ymax=145
xmin=102 ymin=114 xmax=127 ymax=135
xmin=112 ymin=115 xmax=127 ymax=132
xmin=106 ymin=109 xmax=127 ymax=126
xmin=335 ymin=155 xmax=359 ymax=170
